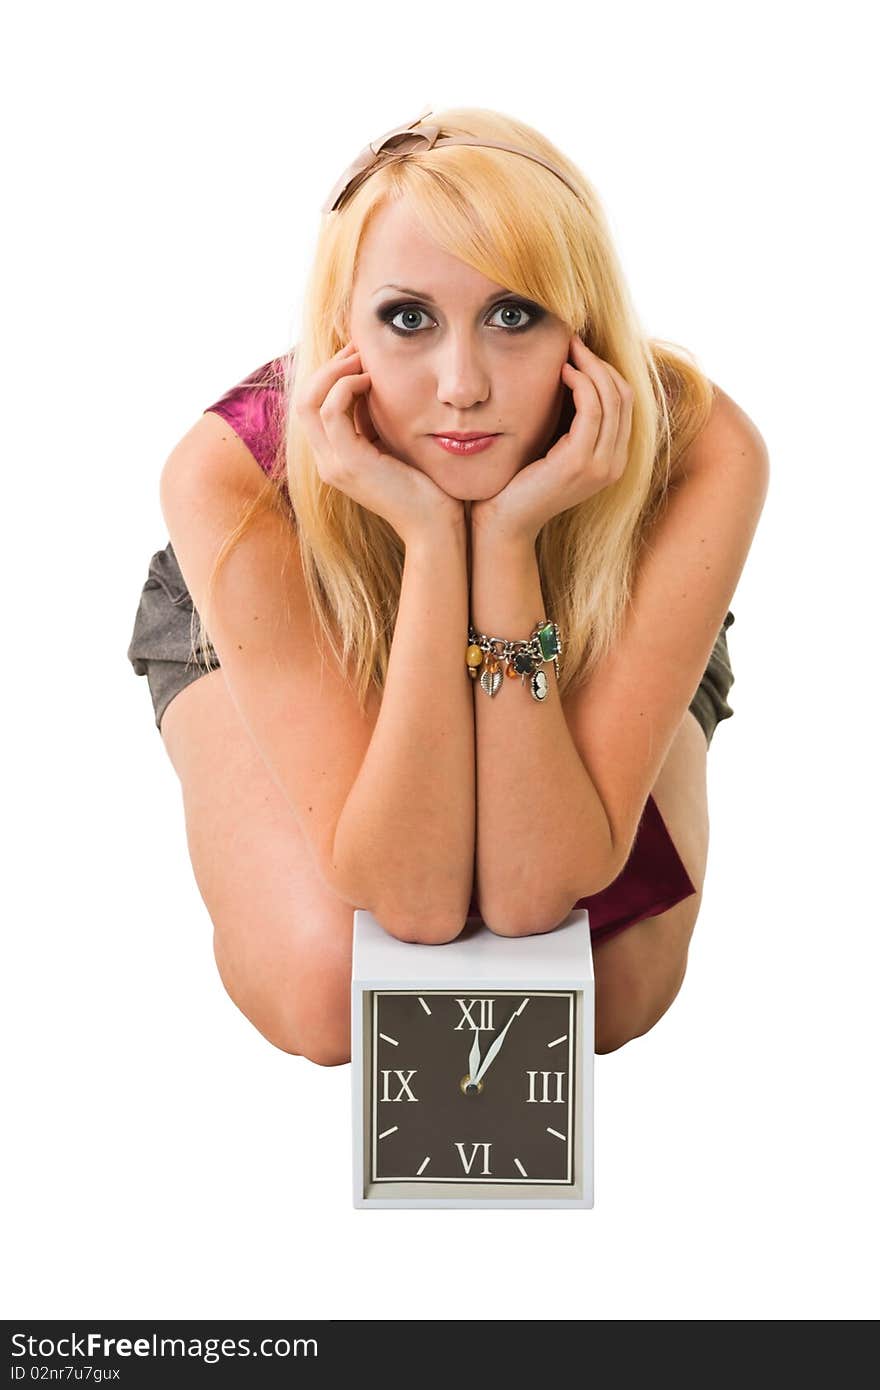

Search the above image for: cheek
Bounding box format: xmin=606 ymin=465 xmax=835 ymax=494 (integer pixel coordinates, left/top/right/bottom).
xmin=518 ymin=356 xmax=565 ymax=404
xmin=364 ymin=380 xmax=402 ymax=424
xmin=364 ymin=366 xmax=416 ymax=426
xmin=357 ymin=342 xmax=401 ymax=388
xmin=358 ymin=383 xmax=408 ymax=448
xmin=520 ymin=372 xmax=566 ymax=426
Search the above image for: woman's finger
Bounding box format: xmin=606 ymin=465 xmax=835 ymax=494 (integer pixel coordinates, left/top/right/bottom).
xmin=294 ymin=342 xmax=361 ymax=414
xmin=295 ymin=349 xmax=366 ymax=464
xmin=319 ymin=370 xmax=379 ymax=475
xmin=353 ymin=391 xmax=379 ymax=442
xmin=575 ymin=339 xmax=631 ymax=425
xmin=600 ymin=360 xmax=634 ymax=463
xmin=559 ymin=358 xmax=602 ymax=461
xmin=569 ymin=339 xmax=620 ymax=465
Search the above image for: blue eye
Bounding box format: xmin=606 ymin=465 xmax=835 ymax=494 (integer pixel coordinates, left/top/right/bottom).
xmin=386 ymin=305 xmax=432 ymax=335
xmin=378 ymin=298 xmax=543 ymax=337
xmin=488 ymin=302 xmax=536 ymax=332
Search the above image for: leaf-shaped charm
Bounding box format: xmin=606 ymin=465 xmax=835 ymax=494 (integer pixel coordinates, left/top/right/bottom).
xmin=480 ymin=666 xmax=503 ymax=697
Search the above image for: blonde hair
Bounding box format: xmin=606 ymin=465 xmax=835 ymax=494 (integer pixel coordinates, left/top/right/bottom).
xmin=192 ymin=104 xmax=716 ymax=709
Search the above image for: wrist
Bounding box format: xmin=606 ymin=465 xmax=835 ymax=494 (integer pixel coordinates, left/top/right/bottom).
xmin=405 ymin=506 xmax=468 ymax=555
xmin=470 ymin=500 xmax=537 ymax=551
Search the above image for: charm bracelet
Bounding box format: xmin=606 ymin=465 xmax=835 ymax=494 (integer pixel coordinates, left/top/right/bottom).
xmin=465 ymin=619 xmax=562 ymax=703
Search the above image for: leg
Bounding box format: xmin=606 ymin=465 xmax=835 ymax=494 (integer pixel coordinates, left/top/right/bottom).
xmin=593 ymin=708 xmax=710 ymax=1054
xmin=159 ymin=667 xmax=355 ymax=1066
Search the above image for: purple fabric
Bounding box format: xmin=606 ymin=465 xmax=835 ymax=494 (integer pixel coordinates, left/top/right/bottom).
xmin=204 ymin=356 xmax=290 ymax=483
xmin=203 ymin=359 xmax=699 ymax=944
xmin=467 ymin=792 xmax=697 ymax=944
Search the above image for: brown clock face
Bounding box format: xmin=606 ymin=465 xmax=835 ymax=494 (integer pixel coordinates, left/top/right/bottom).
xmin=370 ymin=991 xmax=576 ymax=1184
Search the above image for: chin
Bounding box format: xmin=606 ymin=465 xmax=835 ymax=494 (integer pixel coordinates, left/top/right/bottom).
xmin=427 ymin=474 xmax=514 ymax=503
xmin=416 ymin=449 xmax=524 ymax=496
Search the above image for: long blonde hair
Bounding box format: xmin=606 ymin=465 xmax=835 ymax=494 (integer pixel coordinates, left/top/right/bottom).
xmin=193 ymin=105 xmax=715 ymax=709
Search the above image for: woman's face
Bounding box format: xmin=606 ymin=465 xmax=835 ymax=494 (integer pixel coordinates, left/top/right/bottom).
xmin=348 ymin=201 xmax=572 ymax=514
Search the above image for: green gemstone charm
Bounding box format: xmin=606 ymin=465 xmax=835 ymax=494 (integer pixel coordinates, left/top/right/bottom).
xmin=536 ymin=621 xmax=560 ymax=661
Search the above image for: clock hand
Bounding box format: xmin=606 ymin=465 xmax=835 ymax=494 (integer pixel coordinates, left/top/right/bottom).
xmin=468 ymin=1029 xmax=482 ymax=1085
xmin=473 ymin=1007 xmax=520 ymax=1085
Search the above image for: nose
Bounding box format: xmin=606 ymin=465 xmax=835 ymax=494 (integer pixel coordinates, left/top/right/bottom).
xmin=434 ymin=335 xmax=491 ymax=410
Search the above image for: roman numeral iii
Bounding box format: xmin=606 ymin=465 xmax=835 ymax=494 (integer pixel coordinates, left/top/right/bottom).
xmin=526 ymin=1070 xmax=566 ymax=1103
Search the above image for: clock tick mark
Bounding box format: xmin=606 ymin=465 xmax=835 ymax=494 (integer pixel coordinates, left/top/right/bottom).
xmin=416 ymin=1156 xmax=431 ymax=1175
xmin=548 ymin=1035 xmax=568 ymax=1047
xmin=378 ymin=1126 xmax=398 ymax=1140
xmin=378 ymin=1032 xmax=398 ymax=1046
xmin=514 ymin=1158 xmax=528 ymax=1177
xmin=547 ymin=1127 xmax=567 ymax=1141
xmin=418 ymin=997 xmax=432 ymax=1015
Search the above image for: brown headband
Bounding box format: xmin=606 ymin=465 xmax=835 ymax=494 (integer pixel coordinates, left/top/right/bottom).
xmin=321 ymin=103 xmax=583 ymax=214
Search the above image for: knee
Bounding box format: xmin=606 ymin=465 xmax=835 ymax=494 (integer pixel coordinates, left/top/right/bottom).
xmin=594 ymin=1017 xmax=637 ymax=1055
xmin=309 ymin=1047 xmax=350 ymax=1067
xmin=594 ymin=958 xmax=688 ymax=1055
xmin=269 ymin=972 xmax=351 ymax=1065
xmin=594 ymin=980 xmax=638 ymax=1053
xmin=294 ymin=999 xmax=351 ymax=1066
xmin=212 ymin=935 xmax=352 ymax=1065
xmin=298 ymin=1038 xmax=351 ymax=1068
xmin=261 ymin=1017 xmax=351 ymax=1067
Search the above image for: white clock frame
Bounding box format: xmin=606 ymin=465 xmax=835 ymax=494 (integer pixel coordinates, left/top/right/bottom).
xmin=351 ymin=909 xmax=595 ymax=1209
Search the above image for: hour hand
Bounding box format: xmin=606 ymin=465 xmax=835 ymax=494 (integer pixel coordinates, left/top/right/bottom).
xmin=468 ymin=1030 xmax=481 ymax=1084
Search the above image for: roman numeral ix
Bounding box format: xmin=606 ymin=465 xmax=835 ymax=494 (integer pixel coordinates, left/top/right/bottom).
xmin=379 ymin=1069 xmax=418 ymax=1102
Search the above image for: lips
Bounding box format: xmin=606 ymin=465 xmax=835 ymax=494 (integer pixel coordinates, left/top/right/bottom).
xmin=431 ymin=434 xmax=499 ymax=456
xmin=432 ymin=432 xmax=498 ymax=441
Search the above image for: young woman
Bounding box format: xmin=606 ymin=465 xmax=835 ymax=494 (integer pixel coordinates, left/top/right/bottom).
xmin=127 ymin=105 xmax=768 ymax=1063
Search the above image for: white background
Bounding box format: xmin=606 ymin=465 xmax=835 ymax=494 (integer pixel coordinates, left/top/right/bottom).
xmin=3 ymin=0 xmax=877 ymax=1322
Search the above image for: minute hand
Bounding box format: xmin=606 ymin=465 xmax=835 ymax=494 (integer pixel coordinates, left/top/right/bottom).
xmin=473 ymin=1009 xmax=519 ymax=1085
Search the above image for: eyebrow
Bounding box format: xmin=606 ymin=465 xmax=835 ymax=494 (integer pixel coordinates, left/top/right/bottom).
xmin=372 ymin=283 xmax=513 ymax=305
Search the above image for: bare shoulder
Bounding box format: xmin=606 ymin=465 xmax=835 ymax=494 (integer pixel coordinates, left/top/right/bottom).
xmin=672 ymin=381 xmax=770 ymax=487
xmin=160 ymin=408 xmax=270 ymax=501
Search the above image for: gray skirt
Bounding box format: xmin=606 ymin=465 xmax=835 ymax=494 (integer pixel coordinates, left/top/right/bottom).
xmin=127 ymin=540 xmax=737 ymax=745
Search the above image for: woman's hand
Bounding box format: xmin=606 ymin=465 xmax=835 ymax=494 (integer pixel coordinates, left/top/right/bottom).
xmin=294 ymin=341 xmax=464 ymax=546
xmin=471 ymin=334 xmax=634 ymax=544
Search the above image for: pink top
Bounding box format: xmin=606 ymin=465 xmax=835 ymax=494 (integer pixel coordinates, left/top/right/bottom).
xmin=204 ymin=355 xmax=290 ymax=480
xmin=204 ymin=359 xmax=698 ymax=945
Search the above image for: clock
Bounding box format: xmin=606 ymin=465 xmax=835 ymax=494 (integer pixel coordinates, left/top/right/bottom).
xmin=351 ymin=909 xmax=594 ymax=1208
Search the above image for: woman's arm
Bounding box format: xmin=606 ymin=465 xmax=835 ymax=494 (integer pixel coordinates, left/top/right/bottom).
xmin=469 ymin=524 xmax=614 ymax=936
xmin=160 ymin=417 xmax=473 ymax=949
xmin=332 ymin=513 xmax=475 ymax=942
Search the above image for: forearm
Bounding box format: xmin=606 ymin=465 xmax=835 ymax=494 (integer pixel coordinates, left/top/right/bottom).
xmin=471 ymin=525 xmax=613 ymax=932
xmin=332 ymin=516 xmax=475 ymax=938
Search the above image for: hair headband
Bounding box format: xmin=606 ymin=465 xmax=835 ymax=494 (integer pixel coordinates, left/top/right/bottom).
xmin=321 ymin=103 xmax=583 ymax=214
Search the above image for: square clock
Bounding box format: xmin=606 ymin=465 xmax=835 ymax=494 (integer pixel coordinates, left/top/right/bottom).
xmin=351 ymin=909 xmax=594 ymax=1209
